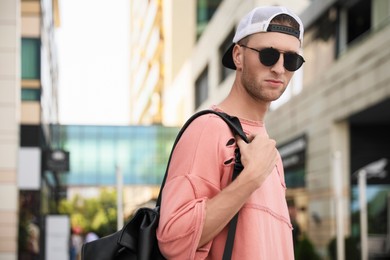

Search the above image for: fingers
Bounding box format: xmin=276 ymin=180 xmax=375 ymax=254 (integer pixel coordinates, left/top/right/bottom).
xmin=235 ymin=133 xmax=254 ymax=141
xmin=235 ymin=135 xmax=248 ymax=148
xmin=236 ymin=135 xmax=277 ymax=158
xmin=236 ymin=134 xmax=274 ymax=145
xmin=234 ymin=134 xmax=278 ymax=187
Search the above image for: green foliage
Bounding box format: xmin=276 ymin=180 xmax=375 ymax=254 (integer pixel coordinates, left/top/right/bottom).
xmin=328 ymin=236 xmax=361 ymax=260
xmin=295 ymin=234 xmax=322 ymax=260
xmin=58 ymin=188 xmax=118 ymax=237
xmin=18 ymin=211 xmax=29 ymax=251
xmin=367 ymin=190 xmax=388 ymax=234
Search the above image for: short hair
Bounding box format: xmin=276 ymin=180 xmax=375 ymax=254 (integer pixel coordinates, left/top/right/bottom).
xmin=238 ymin=14 xmax=300 ymax=45
xmin=270 ymin=14 xmax=300 ymax=30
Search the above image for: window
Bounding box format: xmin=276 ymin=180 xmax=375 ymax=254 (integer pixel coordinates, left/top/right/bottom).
xmin=347 ymin=0 xmax=371 ymax=44
xmin=21 ymin=38 xmax=40 ymax=79
xmin=196 ymin=0 xmax=223 ymax=39
xmin=22 ymin=89 xmax=41 ymax=101
xmin=278 ymin=135 xmax=307 ymax=188
xmin=337 ymin=0 xmax=372 ymax=56
xmin=195 ymin=66 xmax=208 ymax=109
xmin=20 ymin=125 xmax=41 ymax=147
xmin=219 ymin=29 xmax=235 ymax=83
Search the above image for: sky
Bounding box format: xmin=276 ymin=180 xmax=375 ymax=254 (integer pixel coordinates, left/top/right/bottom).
xmin=56 ymin=0 xmax=130 ymax=125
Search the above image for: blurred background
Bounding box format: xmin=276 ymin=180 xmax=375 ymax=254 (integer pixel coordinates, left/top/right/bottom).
xmin=1 ymin=0 xmax=389 ymax=259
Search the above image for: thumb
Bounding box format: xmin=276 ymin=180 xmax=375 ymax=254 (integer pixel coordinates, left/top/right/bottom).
xmin=235 ymin=134 xmax=254 ymax=144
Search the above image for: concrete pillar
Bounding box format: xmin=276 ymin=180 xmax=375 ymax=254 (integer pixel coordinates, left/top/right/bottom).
xmin=0 ymin=0 xmax=21 ymax=259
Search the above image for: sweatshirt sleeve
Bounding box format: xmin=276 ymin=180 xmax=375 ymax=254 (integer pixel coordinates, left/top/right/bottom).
xmin=156 ymin=114 xmax=236 ymax=259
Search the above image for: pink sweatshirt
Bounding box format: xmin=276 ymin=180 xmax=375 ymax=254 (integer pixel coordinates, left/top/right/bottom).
xmin=157 ymin=111 xmax=294 ymax=259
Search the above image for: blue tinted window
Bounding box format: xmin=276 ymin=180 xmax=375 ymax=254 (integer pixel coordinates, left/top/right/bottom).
xmin=54 ymin=125 xmax=179 ymax=186
xmin=21 ymin=89 xmax=41 ymax=101
xmin=21 ymin=38 xmax=40 ymax=79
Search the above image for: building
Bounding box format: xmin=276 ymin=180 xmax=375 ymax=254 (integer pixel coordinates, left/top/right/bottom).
xmin=0 ymin=0 xmax=60 ymax=259
xmin=129 ymin=0 xmax=224 ymax=125
xmin=129 ymin=0 xmax=164 ymax=124
xmin=129 ymin=0 xmax=200 ymax=125
xmin=166 ymin=0 xmax=390 ymax=258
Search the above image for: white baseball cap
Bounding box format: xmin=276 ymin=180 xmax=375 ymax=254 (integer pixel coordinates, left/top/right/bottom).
xmin=222 ymin=6 xmax=304 ymax=70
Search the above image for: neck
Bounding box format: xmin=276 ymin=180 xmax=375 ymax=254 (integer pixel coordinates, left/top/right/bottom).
xmin=217 ymin=79 xmax=269 ymax=122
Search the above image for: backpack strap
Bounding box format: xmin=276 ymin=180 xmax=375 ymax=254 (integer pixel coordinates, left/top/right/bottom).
xmin=156 ymin=109 xmax=247 ymax=260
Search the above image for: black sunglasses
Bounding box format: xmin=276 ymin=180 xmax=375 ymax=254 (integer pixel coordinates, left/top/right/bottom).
xmin=239 ymin=45 xmax=305 ymax=72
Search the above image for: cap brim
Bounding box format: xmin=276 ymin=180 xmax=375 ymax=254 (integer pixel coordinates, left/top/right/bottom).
xmin=222 ymin=43 xmax=236 ymax=70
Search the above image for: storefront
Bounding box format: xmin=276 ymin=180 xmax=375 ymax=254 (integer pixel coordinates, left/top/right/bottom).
xmin=349 ymin=99 xmax=390 ymax=257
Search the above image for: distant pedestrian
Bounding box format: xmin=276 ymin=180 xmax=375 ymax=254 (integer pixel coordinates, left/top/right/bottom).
xmin=70 ymin=227 xmax=83 ymax=260
xmin=157 ymin=5 xmax=305 ymax=259
xmin=27 ymin=216 xmax=40 ymax=260
xmin=84 ymin=231 xmax=99 ymax=243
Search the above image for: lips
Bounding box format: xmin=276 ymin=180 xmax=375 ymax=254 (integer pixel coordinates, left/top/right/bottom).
xmin=265 ymin=79 xmax=283 ymax=86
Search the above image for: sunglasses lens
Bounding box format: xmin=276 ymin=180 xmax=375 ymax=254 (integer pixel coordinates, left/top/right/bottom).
xmin=284 ymin=53 xmax=304 ymax=72
xmin=259 ymin=48 xmax=280 ymax=67
xmin=256 ymin=47 xmax=305 ymax=71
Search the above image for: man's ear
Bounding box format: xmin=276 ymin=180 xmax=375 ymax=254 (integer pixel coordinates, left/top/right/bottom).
xmin=233 ymin=44 xmax=243 ymax=70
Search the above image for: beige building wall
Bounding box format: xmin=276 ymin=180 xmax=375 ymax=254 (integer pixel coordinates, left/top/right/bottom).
xmin=266 ymin=22 xmax=390 ymax=255
xmin=0 ymin=0 xmax=20 ymax=259
xmin=161 ymin=0 xmax=196 ymax=126
xmin=162 ymin=0 xmax=196 ymax=87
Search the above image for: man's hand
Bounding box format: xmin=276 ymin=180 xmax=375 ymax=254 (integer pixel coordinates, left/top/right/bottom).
xmin=236 ymin=134 xmax=278 ymax=188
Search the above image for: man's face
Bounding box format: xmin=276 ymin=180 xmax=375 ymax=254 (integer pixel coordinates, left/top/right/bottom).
xmin=236 ymin=31 xmax=301 ymax=103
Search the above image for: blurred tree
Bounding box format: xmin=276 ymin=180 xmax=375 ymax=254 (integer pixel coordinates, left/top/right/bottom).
xmin=328 ymin=236 xmax=360 ymax=260
xmin=58 ymin=188 xmax=118 ymax=237
xmin=295 ymin=234 xmax=321 ymax=260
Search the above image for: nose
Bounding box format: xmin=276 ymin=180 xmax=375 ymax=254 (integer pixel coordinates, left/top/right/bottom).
xmin=270 ymin=54 xmax=285 ymax=74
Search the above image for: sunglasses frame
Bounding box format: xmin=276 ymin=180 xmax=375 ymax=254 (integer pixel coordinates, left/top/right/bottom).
xmin=238 ymin=44 xmax=305 ymax=72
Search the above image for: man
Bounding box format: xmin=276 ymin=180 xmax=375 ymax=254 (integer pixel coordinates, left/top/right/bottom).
xmin=157 ymin=6 xmax=305 ymax=259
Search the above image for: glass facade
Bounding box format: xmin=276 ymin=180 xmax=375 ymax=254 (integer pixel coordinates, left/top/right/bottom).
xmin=51 ymin=125 xmax=180 ymax=186
xmin=21 ymin=38 xmax=40 ymax=79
